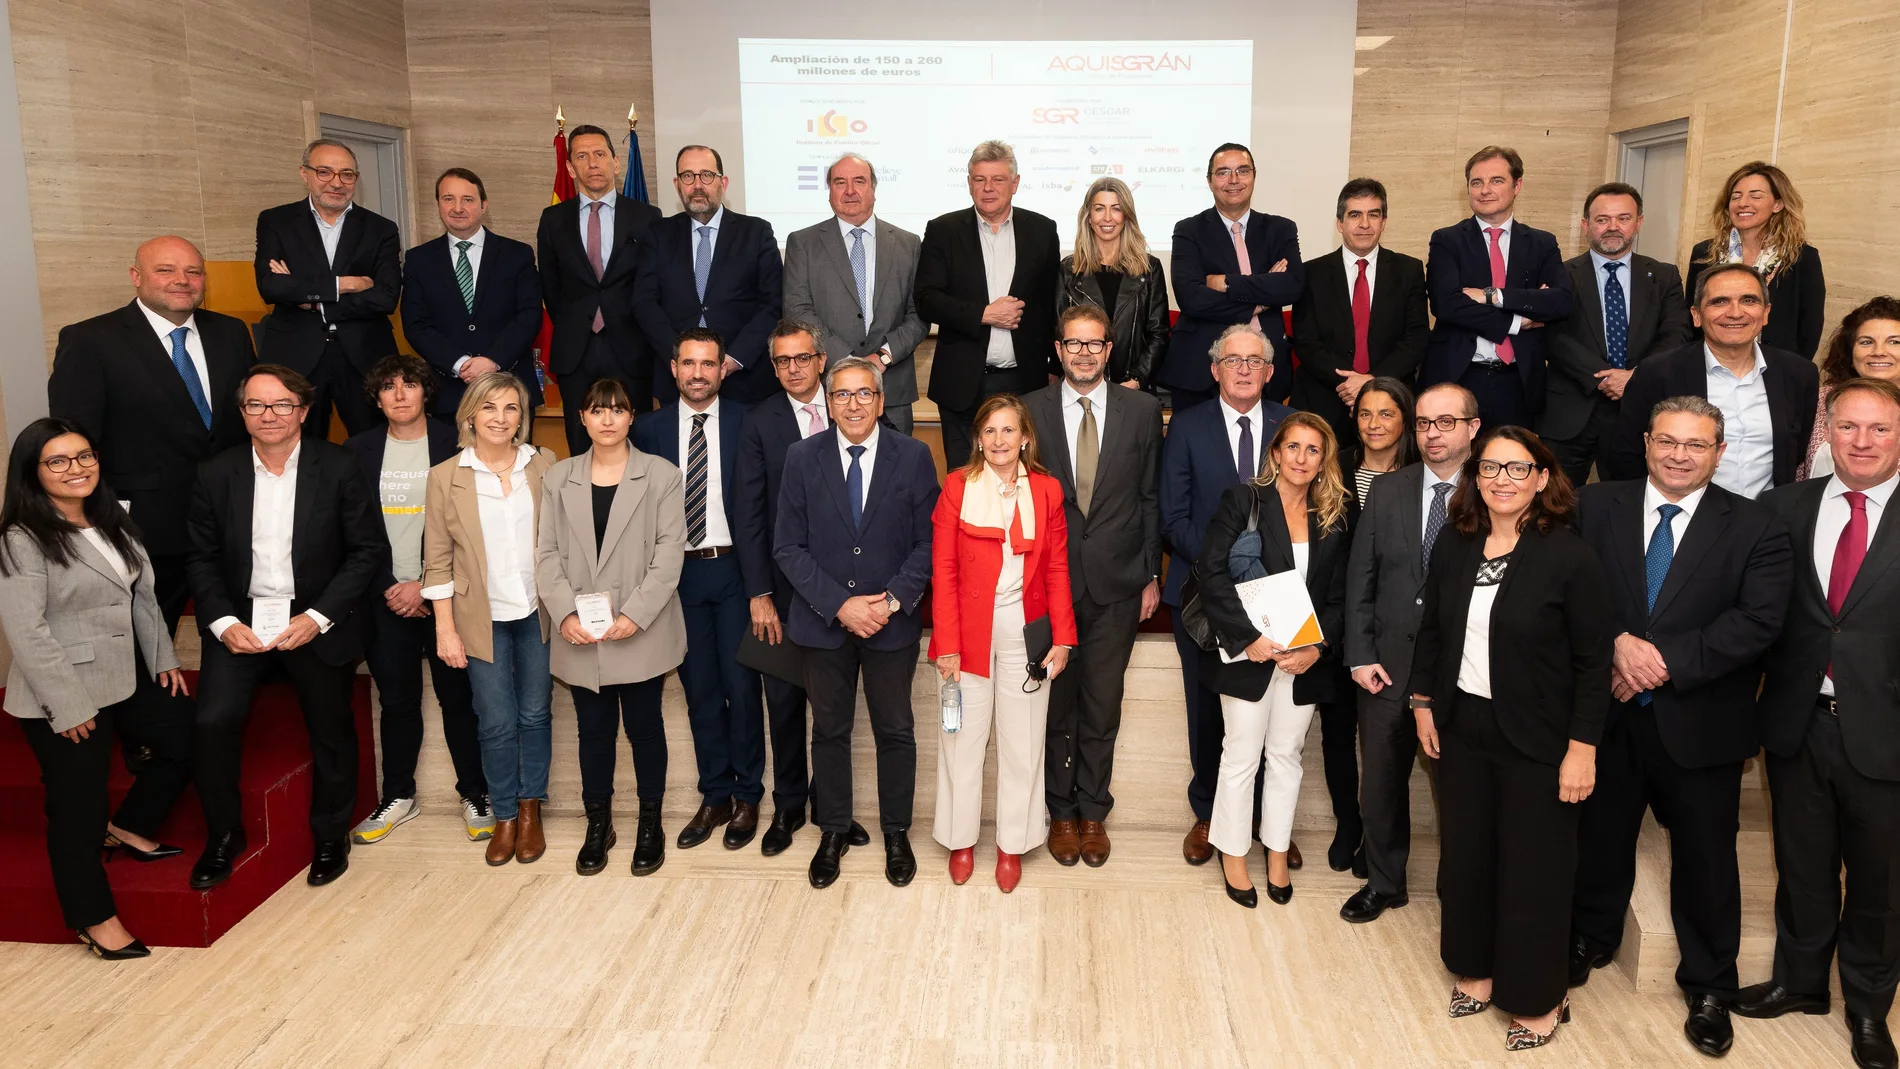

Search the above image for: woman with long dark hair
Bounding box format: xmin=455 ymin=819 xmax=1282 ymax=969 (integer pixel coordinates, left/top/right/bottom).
xmin=0 ymin=418 xmax=191 ymax=959
xmin=1342 ymin=377 xmax=1419 ymax=506
xmin=1797 ymin=296 xmax=1900 ymax=479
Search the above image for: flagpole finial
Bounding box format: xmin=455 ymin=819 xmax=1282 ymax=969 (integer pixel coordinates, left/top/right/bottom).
xmin=556 ymin=105 xmax=565 ymax=130
xmin=628 ymin=103 xmax=639 ymax=129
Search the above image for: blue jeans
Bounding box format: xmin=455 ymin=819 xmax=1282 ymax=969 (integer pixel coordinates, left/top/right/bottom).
xmin=465 ymin=614 xmax=552 ymax=821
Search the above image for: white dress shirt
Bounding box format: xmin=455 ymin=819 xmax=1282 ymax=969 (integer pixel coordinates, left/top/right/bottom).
xmin=1219 ymin=208 xmax=1250 ymax=241
xmin=135 ymin=299 xmax=212 ymax=408
xmin=1812 ymin=470 xmax=1899 ymax=696
xmin=1340 ymin=243 xmax=1379 ymax=306
xmin=1218 ymin=397 xmax=1266 ymax=478
xmin=1589 ymin=249 xmax=1635 ymax=337
xmin=679 ymin=398 xmax=731 ymax=550
xmin=575 ymin=188 xmax=617 ymax=252
xmin=1642 ymin=479 xmax=1706 ymax=548
xmin=837 ymin=214 xmax=877 ymax=316
xmin=421 ymin=445 xmax=539 ymax=622
xmin=837 ymin=424 xmax=881 ymax=514
xmin=79 ymin=528 xmax=133 ymax=586
xmin=207 ymin=443 xmax=334 ymax=639
xmin=1471 ymin=215 xmax=1524 ymax=366
xmin=1421 ymin=467 xmax=1462 ymax=539
xmin=447 ymin=227 xmax=488 ymax=374
xmin=977 ymin=210 xmax=1017 ymax=369
xmin=788 ymin=391 xmax=828 ymax=437
xmin=309 ymin=198 xmax=352 ymax=306
xmin=1705 ymin=343 xmax=1775 ymax=499
xmin=1060 ymin=378 xmax=1111 ymax=477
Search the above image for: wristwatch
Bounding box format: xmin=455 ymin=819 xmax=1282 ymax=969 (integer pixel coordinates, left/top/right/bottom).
xmin=884 ymin=593 xmax=902 ymax=615
xmin=1483 ymin=286 xmax=1500 ymax=307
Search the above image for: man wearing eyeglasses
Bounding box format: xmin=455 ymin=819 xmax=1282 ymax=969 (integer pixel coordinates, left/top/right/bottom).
xmin=783 ymin=153 xmax=927 ymax=434
xmin=1569 ymin=395 xmax=1792 ymax=1057
xmin=253 ymin=138 xmax=402 ymax=438
xmin=1154 ymin=143 xmax=1305 ymax=412
xmin=633 ymin=145 xmax=785 ymax=406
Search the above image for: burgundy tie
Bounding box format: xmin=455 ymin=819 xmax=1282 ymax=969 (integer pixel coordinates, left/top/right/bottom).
xmin=586 ymin=201 xmax=605 ymax=333
xmin=1484 ymin=226 xmax=1514 ymax=365
xmin=1351 ymin=257 xmax=1371 ymax=374
xmin=1826 ymin=490 xmax=1869 ymax=679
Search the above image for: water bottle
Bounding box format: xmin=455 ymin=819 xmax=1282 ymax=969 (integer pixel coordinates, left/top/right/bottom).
xmin=939 ymin=676 xmax=962 ymax=734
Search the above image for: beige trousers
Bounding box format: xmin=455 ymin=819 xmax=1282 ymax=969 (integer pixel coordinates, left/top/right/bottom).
xmin=933 ymin=600 xmax=1051 ymax=854
xmin=1209 ymin=669 xmax=1315 ymax=857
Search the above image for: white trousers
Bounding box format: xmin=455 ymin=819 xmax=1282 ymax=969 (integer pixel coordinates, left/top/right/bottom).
xmin=1209 ymin=669 xmax=1315 ymax=856
xmin=933 ymin=600 xmax=1051 ymax=854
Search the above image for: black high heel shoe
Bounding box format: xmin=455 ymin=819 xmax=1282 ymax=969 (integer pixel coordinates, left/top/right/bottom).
xmin=1220 ymin=854 xmax=1258 ymax=909
xmin=102 ymin=833 xmax=183 ymax=862
xmin=1265 ymin=880 xmax=1293 ymax=905
xmin=75 ymin=928 xmax=150 ymax=961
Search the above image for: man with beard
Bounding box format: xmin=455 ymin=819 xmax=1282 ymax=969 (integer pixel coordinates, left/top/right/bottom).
xmin=635 ymin=146 xmax=784 ymax=405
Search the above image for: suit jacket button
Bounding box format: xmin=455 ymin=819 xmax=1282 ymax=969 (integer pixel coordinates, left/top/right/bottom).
xmin=853 ymin=547 xmax=861 ymax=555
xmin=847 ymin=581 xmax=856 ymax=589
xmin=1833 ymin=625 xmax=1843 ymax=633
xmin=468 ymin=324 xmax=477 ymax=331
xmin=1415 ymin=598 xmax=1423 ymax=606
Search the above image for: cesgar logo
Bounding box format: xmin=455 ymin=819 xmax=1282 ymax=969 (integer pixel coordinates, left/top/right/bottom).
xmin=807 ymin=111 xmax=869 ymax=136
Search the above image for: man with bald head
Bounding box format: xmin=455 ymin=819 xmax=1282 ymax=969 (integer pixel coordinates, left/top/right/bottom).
xmin=50 ymin=235 xmax=257 ymax=633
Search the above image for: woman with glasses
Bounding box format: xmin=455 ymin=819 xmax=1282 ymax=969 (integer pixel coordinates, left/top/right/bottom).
xmin=1409 ymin=426 xmax=1611 ymax=1050
xmin=1057 ymin=177 xmax=1169 ymax=391
xmin=0 ymin=419 xmax=192 ymax=959
xmin=422 ymin=372 xmax=558 ymax=866
xmin=1198 ymin=411 xmax=1351 ymax=907
xmin=1797 ymin=296 xmax=1900 ymax=479
xmin=930 ymin=395 xmax=1076 ymax=892
xmin=1685 ymin=162 xmax=1826 ymax=360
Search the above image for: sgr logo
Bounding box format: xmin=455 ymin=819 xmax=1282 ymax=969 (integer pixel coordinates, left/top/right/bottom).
xmin=806 ymin=111 xmax=869 ymax=136
xmin=1032 ymin=107 xmax=1081 ymax=124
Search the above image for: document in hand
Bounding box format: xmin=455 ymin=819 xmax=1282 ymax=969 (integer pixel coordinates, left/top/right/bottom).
xmin=1218 ymin=570 xmax=1323 ymax=663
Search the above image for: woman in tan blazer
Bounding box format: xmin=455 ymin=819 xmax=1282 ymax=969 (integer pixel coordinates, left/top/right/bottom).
xmin=421 ymin=372 xmax=557 ymax=866
xmin=536 ymin=379 xmax=688 ymax=877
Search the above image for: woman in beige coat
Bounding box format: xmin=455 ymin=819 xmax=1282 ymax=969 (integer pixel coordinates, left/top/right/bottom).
xmin=536 ymin=379 xmax=688 ymax=877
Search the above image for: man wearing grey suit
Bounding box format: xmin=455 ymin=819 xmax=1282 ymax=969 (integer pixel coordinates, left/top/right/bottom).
xmin=782 ymin=153 xmax=928 ymax=434
xmin=1339 ymin=381 xmax=1479 ymax=923
xmin=1024 ymin=305 xmax=1163 ymax=867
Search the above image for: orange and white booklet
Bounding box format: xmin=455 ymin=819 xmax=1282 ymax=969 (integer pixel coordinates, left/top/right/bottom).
xmin=1218 ymin=570 xmax=1324 ymax=662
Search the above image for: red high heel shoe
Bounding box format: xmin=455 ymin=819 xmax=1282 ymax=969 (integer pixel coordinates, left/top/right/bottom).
xmin=948 ymin=847 xmax=974 ymax=885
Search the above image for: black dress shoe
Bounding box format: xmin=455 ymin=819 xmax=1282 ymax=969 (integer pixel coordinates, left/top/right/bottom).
xmin=1684 ymin=992 xmax=1734 ymax=1057
xmin=103 ymin=834 xmax=184 ymax=862
xmin=761 ymin=807 xmax=806 ymax=857
xmin=809 ymin=830 xmax=849 ymax=889
xmin=576 ymin=803 xmax=615 ymax=876
xmin=76 ymin=928 xmax=150 ymax=960
xmin=884 ymin=830 xmax=917 ymax=887
xmin=1221 ymin=860 xmax=1257 ymax=909
xmin=724 ymin=801 xmax=760 ymax=850
xmin=307 ymin=839 xmax=350 ymax=886
xmin=1851 ymin=1013 xmax=1899 ymax=1069
xmin=631 ymin=800 xmax=665 ymax=876
xmin=1568 ymin=933 xmax=1616 ymax=987
xmin=189 ymin=829 xmax=248 ymax=890
xmin=1265 ymin=880 xmax=1293 ymax=905
xmin=1730 ymin=981 xmax=1830 ymax=1019
xmin=677 ymin=799 xmax=734 ymax=849
xmin=1339 ymin=885 xmax=1409 ymax=924
xmin=848 ymin=820 xmax=871 ymax=846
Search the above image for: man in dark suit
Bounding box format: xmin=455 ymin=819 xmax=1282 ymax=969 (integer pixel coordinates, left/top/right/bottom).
xmin=1024 ymin=305 xmax=1163 ymax=868
xmin=1156 ymin=143 xmax=1305 ymax=411
xmin=49 ymin=235 xmax=255 ymax=636
xmin=1733 ymin=378 xmax=1900 ymax=1069
xmin=1570 ymin=397 xmax=1792 ymax=1057
xmin=538 ymin=123 xmax=663 ymax=453
xmin=916 ymin=139 xmax=1060 ymax=471
xmin=1417 ymin=146 xmax=1575 ymax=431
xmin=1539 ymin=183 xmax=1695 ymax=486
xmin=1161 ymin=324 xmax=1293 ymax=864
xmin=1339 ymin=381 xmax=1479 ymax=923
xmin=253 ymin=138 xmax=403 ymax=438
xmin=633 ymin=145 xmax=784 ymax=407
xmin=1607 ymin=264 xmax=1819 ymax=497
xmin=184 ymin=364 xmax=382 ymax=891
xmin=400 ymin=168 xmax=543 ymax=417
xmin=631 ymin=328 xmax=764 ymax=851
xmin=1291 ymin=177 xmax=1429 ymax=444
xmin=773 ymin=356 xmax=938 ymax=890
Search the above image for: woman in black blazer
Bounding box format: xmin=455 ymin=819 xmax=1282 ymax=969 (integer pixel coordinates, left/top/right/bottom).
xmin=1684 ymin=161 xmax=1826 ymax=360
xmin=1410 ymin=425 xmax=1612 ymax=1050
xmin=1197 ymin=412 xmax=1350 ymax=907
xmin=1056 ymin=176 xmax=1170 ymax=390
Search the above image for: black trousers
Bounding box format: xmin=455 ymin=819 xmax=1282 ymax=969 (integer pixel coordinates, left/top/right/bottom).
xmin=1317 ymin=698 xmax=1362 ymax=844
xmin=1572 ymin=703 xmax=1743 ymax=994
xmin=1174 ymin=613 xmax=1262 ymax=824
xmin=572 ymin=677 xmax=668 ymax=805
xmin=362 ymin=602 xmax=484 ymax=802
xmin=150 ymin=552 xmax=192 ymax=642
xmin=307 ymin=338 xmax=379 ymax=439
xmin=1046 ymin=591 xmax=1140 ymax=822
xmin=677 ymin=555 xmax=765 ymax=806
xmin=1765 ymin=705 xmax=1900 ymax=1018
xmin=804 ymin=636 xmax=917 ymax=835
xmin=1359 ymin=688 xmax=1439 ymax=895
xmin=938 ymin=368 xmax=1036 ymax=473
xmin=1545 ymin=402 xmax=1619 ymax=489
xmin=195 ymin=640 xmax=359 ymax=841
xmin=558 ymin=333 xmax=650 ymax=457
xmin=765 ymin=671 xmax=811 ymax=814
xmin=1438 ymin=691 xmax=1578 ymax=1017
xmin=1457 ymin=362 xmax=1531 ymax=432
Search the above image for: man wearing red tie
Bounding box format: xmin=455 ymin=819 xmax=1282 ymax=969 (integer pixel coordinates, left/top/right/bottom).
xmin=1737 ymin=376 xmax=1900 ymax=1069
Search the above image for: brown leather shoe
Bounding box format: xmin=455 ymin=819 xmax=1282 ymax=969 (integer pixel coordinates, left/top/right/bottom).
xmin=724 ymin=800 xmax=760 ymax=849
xmin=516 ymin=799 xmax=546 ymax=863
xmin=1047 ymin=819 xmax=1082 ymax=866
xmin=1287 ymin=840 xmax=1303 ymax=870
xmin=677 ymin=799 xmax=734 ymax=849
xmin=1183 ymin=820 xmax=1213 ymax=865
xmin=486 ymin=818 xmax=517 ymax=866
xmin=1079 ymin=820 xmax=1111 ymax=867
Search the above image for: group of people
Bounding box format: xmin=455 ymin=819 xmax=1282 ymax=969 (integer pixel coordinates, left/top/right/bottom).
xmin=5 ymin=127 xmax=1895 ymax=1067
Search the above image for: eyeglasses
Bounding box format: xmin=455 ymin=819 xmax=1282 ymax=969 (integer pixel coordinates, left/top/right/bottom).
xmin=1649 ymin=435 xmax=1717 ymax=456
xmin=676 ymin=170 xmax=723 ymax=185
xmin=302 ymin=165 xmax=360 ymax=184
xmin=829 ymin=387 xmax=881 ymax=405
xmin=771 ymin=353 xmax=821 ymax=369
xmin=1059 ymin=339 xmax=1108 ymax=355
xmin=1211 ymin=166 xmax=1255 ymax=181
xmin=42 ymin=450 xmax=99 ymax=473
xmin=241 ymin=400 xmax=304 ymax=417
xmin=1477 ymin=459 xmax=1541 ymax=481
xmin=1217 ymin=355 xmax=1268 ymax=370
xmin=1415 ymin=415 xmax=1473 ymax=433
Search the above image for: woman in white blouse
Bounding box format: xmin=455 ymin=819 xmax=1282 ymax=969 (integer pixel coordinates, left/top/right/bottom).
xmin=423 ymin=373 xmax=558 ymax=866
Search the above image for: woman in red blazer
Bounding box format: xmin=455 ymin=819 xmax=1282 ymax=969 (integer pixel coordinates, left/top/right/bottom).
xmin=930 ymin=395 xmax=1078 ymax=892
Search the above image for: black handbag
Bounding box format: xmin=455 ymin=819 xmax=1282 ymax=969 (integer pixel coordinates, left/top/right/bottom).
xmin=1177 ymin=489 xmax=1261 ymax=652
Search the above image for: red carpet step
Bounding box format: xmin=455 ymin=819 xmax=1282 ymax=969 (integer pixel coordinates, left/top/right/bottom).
xmin=0 ymin=673 xmax=376 ymax=947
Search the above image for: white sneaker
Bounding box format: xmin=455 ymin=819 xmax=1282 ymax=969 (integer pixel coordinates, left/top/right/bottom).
xmin=462 ymin=796 xmax=496 ymax=841
xmin=351 ymin=797 xmax=418 ymax=844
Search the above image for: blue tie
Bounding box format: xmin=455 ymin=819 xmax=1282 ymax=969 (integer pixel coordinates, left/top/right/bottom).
xmin=1603 ymin=261 xmax=1629 ymax=370
xmin=849 ymin=227 xmax=869 ymax=322
xmin=1639 ymin=502 xmax=1682 ymax=706
xmin=693 ymin=224 xmax=713 ymax=327
xmin=1423 ymin=481 xmax=1454 ymax=573
xmin=169 ymin=326 xmax=213 ymax=429
xmin=846 ymin=445 xmax=866 ymax=530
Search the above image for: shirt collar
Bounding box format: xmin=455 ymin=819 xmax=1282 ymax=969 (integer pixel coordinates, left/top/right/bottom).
xmin=682 ymin=396 xmax=721 ymax=423
xmin=1474 ymin=214 xmax=1513 ymax=235
xmin=1703 ymin=342 xmax=1767 ymax=379
xmin=135 ymin=299 xmax=197 ymax=341
xmin=1341 ymin=244 xmax=1379 ymax=272
xmin=1825 ymin=469 xmax=1900 ymax=509
xmin=252 ymin=441 xmax=301 ymax=476
xmin=1062 ymin=377 xmax=1106 ymax=407
xmin=788 ymin=390 xmax=825 ymax=419
xmin=578 ymin=188 xmax=617 ymax=211
xmin=449 ymin=226 xmax=487 ymax=249
xmin=977 ymin=208 xmax=1013 ymax=235
xmin=1643 ymin=478 xmax=1709 ymax=521
xmin=1424 ymin=465 xmax=1461 ymax=489
xmin=693 ymin=205 xmax=726 ymax=233
xmin=840 ymin=423 xmax=881 ymax=455
xmin=458 ymin=444 xmax=534 ymax=472
xmin=837 ymin=214 xmax=875 ymax=239
xmin=309 ymin=197 xmax=352 ymax=228
xmin=1589 ymin=248 xmax=1633 ymax=274
xmin=1218 ymin=396 xmax=1261 ymax=429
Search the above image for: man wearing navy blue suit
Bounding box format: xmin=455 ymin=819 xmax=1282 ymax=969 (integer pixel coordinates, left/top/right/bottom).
xmin=631 ymin=328 xmax=764 ymax=852
xmin=401 ymin=169 xmax=544 ymax=417
xmin=774 ymin=356 xmax=938 ymax=890
xmin=1161 ymin=324 xmax=1292 ymax=864
xmin=634 ymin=145 xmax=785 ymax=406
xmin=1418 ymin=146 xmax=1576 ymax=431
xmin=1154 ymin=144 xmax=1304 ymax=411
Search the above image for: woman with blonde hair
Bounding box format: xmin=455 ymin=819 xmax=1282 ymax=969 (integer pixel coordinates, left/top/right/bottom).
xmin=1685 ymin=161 xmax=1826 ymax=359
xmin=1196 ymin=411 xmax=1351 ymax=907
xmin=1058 ymin=177 xmax=1169 ymax=390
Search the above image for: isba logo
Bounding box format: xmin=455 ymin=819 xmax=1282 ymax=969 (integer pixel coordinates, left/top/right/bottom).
xmin=807 ymin=111 xmax=870 ymax=136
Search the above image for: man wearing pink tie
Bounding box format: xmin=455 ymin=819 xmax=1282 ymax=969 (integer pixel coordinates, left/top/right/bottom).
xmin=1417 ymin=146 xmax=1575 ymax=431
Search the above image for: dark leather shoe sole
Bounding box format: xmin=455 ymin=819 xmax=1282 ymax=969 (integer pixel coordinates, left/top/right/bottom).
xmin=189 ymin=866 xmax=232 ymax=891
xmin=307 ymin=859 xmax=349 ymax=886
xmin=1340 ymin=892 xmax=1408 ymax=924
xmin=847 ymin=822 xmax=871 ymax=847
xmin=1731 ymin=992 xmax=1830 ymax=1019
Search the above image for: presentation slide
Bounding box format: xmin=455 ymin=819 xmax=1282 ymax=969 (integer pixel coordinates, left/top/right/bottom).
xmin=737 ymin=39 xmax=1253 ymax=250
